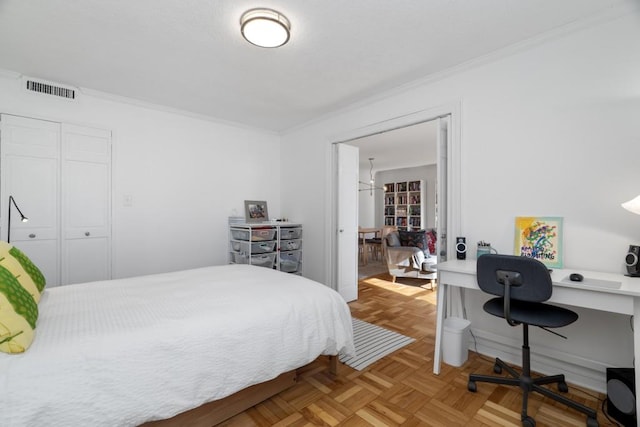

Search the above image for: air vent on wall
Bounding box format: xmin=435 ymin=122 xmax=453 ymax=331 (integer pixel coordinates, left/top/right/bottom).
xmin=24 ymin=78 xmax=76 ymax=100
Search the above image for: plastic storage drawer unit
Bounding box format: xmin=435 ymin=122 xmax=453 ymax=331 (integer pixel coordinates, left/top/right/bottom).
xmin=279 ymin=251 xmax=301 ymax=273
xmin=231 ymin=228 xmax=276 ymax=241
xmin=233 ymin=253 xmax=247 ymax=264
xmin=236 ymin=241 xmax=276 ymax=254
xmin=251 ymin=253 xmax=277 ymax=269
xmin=280 ymin=228 xmax=302 ymax=240
xmin=280 ymin=239 xmax=302 ymax=251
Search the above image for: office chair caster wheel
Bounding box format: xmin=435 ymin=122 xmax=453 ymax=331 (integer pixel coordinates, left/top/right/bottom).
xmin=521 ymin=416 xmax=536 ymax=427
xmin=557 ymin=381 xmax=568 ymax=393
xmin=586 ymin=417 xmax=598 ymax=427
xmin=493 ymin=364 xmax=502 ymax=374
xmin=467 ymin=381 xmax=477 ymax=392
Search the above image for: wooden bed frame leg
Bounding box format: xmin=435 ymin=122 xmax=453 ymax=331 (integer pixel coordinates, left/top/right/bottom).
xmin=329 ymin=355 xmax=339 ymax=376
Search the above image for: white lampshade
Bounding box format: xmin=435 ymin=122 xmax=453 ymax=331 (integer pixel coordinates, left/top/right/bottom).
xmin=622 ymin=195 xmax=640 ymax=215
xmin=241 ymin=9 xmax=290 ymax=48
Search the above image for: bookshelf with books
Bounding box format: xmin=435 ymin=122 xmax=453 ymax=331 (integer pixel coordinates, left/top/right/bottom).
xmin=384 ymin=180 xmax=424 ymax=231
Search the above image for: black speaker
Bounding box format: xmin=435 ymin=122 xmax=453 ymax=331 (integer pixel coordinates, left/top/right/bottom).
xmin=607 ymin=367 xmax=636 ymax=427
xmin=456 ymin=237 xmax=467 ymax=260
xmin=626 ymin=245 xmax=640 ymax=277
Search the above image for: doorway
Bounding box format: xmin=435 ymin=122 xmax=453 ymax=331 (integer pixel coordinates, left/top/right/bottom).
xmin=346 ymin=119 xmax=439 ymax=279
xmin=330 ymin=105 xmax=460 ymax=302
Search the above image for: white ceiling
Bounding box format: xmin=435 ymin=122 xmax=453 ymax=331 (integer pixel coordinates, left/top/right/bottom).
xmin=346 ymin=120 xmax=439 ymax=172
xmin=0 ymin=0 xmax=632 ymax=133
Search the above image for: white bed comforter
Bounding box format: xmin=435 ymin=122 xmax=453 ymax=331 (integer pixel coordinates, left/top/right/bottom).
xmin=0 ymin=264 xmax=354 ymax=427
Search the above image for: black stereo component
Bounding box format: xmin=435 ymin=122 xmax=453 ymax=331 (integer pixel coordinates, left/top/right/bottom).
xmin=456 ymin=237 xmax=467 ymax=260
xmin=625 ymin=245 xmax=640 ymax=277
xmin=606 ymin=367 xmax=636 ymax=427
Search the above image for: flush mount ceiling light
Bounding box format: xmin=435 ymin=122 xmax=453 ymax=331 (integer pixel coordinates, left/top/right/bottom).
xmin=240 ymin=8 xmax=291 ymax=48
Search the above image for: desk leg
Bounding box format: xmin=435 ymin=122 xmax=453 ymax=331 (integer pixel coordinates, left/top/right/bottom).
xmin=433 ymin=281 xmax=447 ymax=375
xmin=634 ymin=298 xmax=640 ymax=427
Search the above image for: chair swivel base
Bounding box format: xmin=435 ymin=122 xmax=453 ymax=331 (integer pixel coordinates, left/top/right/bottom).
xmin=468 ymin=357 xmax=598 ymax=427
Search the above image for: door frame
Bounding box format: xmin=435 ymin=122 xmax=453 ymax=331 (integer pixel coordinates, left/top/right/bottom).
xmin=327 ymin=102 xmax=462 ymax=292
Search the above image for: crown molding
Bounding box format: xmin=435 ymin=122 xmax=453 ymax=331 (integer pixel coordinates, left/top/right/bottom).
xmin=283 ymin=1 xmax=638 ymax=136
xmin=78 ymin=87 xmax=279 ymax=135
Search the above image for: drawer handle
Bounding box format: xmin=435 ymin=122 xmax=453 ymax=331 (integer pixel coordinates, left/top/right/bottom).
xmin=29 ymin=234 xmax=36 ymax=238
xmin=85 ymin=232 xmax=90 ymax=236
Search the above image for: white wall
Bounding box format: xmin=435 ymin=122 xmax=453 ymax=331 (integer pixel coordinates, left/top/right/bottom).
xmin=0 ymin=73 xmax=281 ymax=279
xmin=280 ymin=12 xmax=640 ymax=390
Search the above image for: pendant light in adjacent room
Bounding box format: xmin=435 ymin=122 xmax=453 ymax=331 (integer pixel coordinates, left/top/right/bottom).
xmin=359 ymin=158 xmax=387 ymax=196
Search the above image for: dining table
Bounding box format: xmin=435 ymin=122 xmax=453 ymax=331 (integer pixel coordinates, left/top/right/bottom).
xmin=358 ymin=227 xmax=381 ymax=265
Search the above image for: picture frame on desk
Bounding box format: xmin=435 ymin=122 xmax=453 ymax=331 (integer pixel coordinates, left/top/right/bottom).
xmin=514 ymin=216 xmax=563 ymax=269
xmin=244 ymin=200 xmax=269 ymax=223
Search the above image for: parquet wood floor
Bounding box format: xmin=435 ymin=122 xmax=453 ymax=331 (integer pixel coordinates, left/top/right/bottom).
xmin=220 ymin=274 xmax=617 ymax=426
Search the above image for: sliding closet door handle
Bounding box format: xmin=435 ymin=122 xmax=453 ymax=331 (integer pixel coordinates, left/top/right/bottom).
xmin=85 ymin=232 xmax=90 ymax=236
xmin=28 ymin=234 xmax=36 ymax=238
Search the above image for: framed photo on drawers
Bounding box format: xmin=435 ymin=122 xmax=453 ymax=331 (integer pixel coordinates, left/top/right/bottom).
xmin=244 ymin=200 xmax=269 ymax=223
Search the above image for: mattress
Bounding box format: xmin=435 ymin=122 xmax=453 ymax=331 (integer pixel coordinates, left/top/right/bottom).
xmin=0 ymin=264 xmax=355 ymax=427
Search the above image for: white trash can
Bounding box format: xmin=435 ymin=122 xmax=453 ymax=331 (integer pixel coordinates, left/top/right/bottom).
xmin=443 ymin=317 xmax=471 ymax=367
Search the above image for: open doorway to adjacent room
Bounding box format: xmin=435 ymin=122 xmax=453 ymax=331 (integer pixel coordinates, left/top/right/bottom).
xmin=331 ymin=105 xmax=459 ymax=303
xmin=344 ymin=119 xmax=439 ymax=280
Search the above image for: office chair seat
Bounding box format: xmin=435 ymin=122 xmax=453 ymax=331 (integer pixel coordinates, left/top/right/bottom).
xmin=467 ymin=254 xmax=598 ymax=427
xmin=483 ymin=298 xmax=578 ymax=328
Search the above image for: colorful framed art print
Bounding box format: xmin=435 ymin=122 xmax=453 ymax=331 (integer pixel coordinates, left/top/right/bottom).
xmin=514 ymin=216 xmax=563 ymax=269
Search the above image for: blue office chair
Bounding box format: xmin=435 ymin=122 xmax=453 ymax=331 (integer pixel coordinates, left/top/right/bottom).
xmin=467 ymin=254 xmax=598 ymax=427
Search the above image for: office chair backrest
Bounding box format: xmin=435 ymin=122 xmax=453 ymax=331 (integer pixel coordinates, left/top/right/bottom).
xmin=477 ymin=254 xmax=552 ymax=302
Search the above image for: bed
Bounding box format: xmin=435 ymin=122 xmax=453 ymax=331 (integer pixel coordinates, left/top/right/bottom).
xmin=0 ymin=263 xmax=355 ymax=427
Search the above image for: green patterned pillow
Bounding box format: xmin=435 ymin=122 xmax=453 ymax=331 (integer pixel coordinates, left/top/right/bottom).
xmin=0 ymin=264 xmax=38 ymax=353
xmin=8 ymin=246 xmax=46 ymax=293
xmin=0 ymin=241 xmax=46 ymax=302
xmin=0 ymin=255 xmax=41 ymax=302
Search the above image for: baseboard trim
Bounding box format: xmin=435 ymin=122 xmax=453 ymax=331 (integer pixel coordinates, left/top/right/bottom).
xmin=468 ymin=328 xmax=608 ymax=393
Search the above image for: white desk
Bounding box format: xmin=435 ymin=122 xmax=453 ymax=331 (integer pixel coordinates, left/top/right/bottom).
xmin=434 ymin=259 xmax=640 ymax=425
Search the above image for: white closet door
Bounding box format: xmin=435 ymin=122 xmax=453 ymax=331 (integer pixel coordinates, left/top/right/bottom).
xmin=61 ymin=124 xmax=111 ymax=285
xmin=0 ymin=114 xmax=60 ymax=286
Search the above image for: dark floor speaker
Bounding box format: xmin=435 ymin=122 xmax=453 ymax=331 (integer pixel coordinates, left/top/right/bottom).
xmin=607 ymin=367 xmax=636 ymax=427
